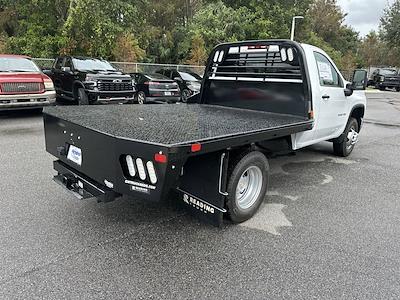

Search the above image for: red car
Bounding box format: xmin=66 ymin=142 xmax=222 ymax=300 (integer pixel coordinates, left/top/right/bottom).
xmin=0 ymin=55 xmax=56 ymax=111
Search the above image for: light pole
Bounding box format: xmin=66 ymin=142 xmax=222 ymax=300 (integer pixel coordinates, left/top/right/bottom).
xmin=290 ymin=16 xmax=304 ymax=41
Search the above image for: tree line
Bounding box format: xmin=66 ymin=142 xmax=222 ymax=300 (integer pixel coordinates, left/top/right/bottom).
xmin=0 ymin=0 xmax=399 ymax=70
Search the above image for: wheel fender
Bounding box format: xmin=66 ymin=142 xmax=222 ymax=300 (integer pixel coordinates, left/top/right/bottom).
xmin=72 ymin=81 xmax=85 ymax=98
xmin=348 ymin=104 xmax=365 ymax=129
xmin=335 ymin=105 xmax=365 ymax=143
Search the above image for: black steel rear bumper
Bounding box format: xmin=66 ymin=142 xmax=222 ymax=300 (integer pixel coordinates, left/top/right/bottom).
xmin=53 ymin=160 xmax=121 ymax=202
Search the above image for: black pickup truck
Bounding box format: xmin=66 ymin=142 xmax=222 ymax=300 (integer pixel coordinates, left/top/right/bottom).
xmin=47 ymin=56 xmax=136 ymax=105
xmin=43 ymin=40 xmax=366 ymax=226
xmin=368 ymin=68 xmax=400 ymax=91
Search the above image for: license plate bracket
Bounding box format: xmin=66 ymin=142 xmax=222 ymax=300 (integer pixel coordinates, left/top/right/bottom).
xmin=67 ymin=145 xmax=82 ymax=166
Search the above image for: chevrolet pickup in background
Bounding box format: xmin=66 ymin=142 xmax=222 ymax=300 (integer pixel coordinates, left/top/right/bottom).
xmin=368 ymin=68 xmax=400 ymax=91
xmin=43 ymin=40 xmax=367 ymax=226
xmin=46 ymin=56 xmax=136 ymax=105
xmin=0 ymin=55 xmax=56 ymax=111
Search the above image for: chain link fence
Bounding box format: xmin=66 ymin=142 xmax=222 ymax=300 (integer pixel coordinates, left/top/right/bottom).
xmin=32 ymin=58 xmax=206 ymax=76
xmin=35 ymin=58 xmax=390 ymax=83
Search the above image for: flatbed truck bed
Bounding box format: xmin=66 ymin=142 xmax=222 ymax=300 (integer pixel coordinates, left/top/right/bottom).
xmin=43 ymin=103 xmax=312 ymax=226
xmin=44 ymin=104 xmax=312 ymax=147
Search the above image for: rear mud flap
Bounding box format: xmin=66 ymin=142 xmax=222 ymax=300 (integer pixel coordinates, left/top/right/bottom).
xmin=176 ymin=151 xmax=229 ymax=227
xmin=175 ymin=189 xmax=226 ymax=226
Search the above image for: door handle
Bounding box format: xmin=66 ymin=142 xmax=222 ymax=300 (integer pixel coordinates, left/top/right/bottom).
xmin=322 ymin=95 xmax=330 ymax=100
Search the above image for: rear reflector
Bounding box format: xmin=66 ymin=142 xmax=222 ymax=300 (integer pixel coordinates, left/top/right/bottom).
xmin=191 ymin=143 xmax=202 ymax=152
xmin=136 ymin=158 xmax=146 ymax=180
xmin=146 ymin=161 xmax=157 ymax=184
xmin=126 ymin=155 xmax=136 ymax=176
xmin=154 ymin=153 xmax=167 ymax=163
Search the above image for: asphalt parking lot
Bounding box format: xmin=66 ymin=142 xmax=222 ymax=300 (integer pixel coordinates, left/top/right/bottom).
xmin=0 ymin=91 xmax=399 ymax=299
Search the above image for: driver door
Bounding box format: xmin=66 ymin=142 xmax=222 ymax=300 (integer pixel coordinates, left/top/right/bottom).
xmin=313 ymin=52 xmax=349 ymax=140
xmin=62 ymin=57 xmax=75 ymax=96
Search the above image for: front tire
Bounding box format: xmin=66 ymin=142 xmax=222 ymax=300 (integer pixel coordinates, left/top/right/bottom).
xmin=136 ymin=91 xmax=146 ymax=104
xmin=181 ymin=89 xmax=191 ymax=103
xmin=333 ymin=117 xmax=359 ymax=157
xmin=226 ymin=151 xmax=269 ymax=223
xmin=76 ymin=88 xmax=89 ymax=105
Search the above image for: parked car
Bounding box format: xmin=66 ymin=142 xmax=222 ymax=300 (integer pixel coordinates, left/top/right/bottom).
xmin=46 ymin=56 xmax=136 ymax=105
xmin=0 ymin=55 xmax=56 ymax=111
xmin=156 ymin=69 xmax=202 ymax=102
xmin=368 ymin=68 xmax=400 ymax=91
xmin=130 ymin=73 xmax=180 ymax=104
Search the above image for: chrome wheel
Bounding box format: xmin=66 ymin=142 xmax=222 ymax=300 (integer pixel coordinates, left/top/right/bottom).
xmin=181 ymin=89 xmax=190 ymax=103
xmin=137 ymin=92 xmax=145 ymax=104
xmin=346 ymin=127 xmax=358 ymax=150
xmin=235 ymin=166 xmax=263 ymax=210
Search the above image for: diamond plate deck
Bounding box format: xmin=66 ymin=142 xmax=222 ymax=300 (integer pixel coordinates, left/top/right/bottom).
xmin=44 ymin=104 xmax=311 ymax=146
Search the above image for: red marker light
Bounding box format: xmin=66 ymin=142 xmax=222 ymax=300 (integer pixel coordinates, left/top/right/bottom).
xmin=154 ymin=153 xmax=167 ymax=163
xmin=191 ymin=143 xmax=202 ymax=152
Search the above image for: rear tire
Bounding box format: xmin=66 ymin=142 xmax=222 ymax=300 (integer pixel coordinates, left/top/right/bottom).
xmin=226 ymin=151 xmax=269 ymax=223
xmin=333 ymin=117 xmax=359 ymax=157
xmin=76 ymin=88 xmax=89 ymax=105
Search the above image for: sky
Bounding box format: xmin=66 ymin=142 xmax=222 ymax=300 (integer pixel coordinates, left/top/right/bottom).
xmin=337 ymin=0 xmax=395 ymax=37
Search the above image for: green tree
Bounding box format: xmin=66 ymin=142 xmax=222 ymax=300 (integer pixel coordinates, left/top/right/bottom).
xmin=112 ymin=33 xmax=145 ymax=62
xmin=381 ymin=0 xmax=400 ymax=45
xmin=307 ymin=0 xmax=359 ymax=53
xmin=380 ymin=0 xmax=400 ymax=66
xmin=185 ymin=34 xmax=207 ymax=65
xmin=0 ymin=0 xmax=69 ymax=57
xmin=62 ymin=0 xmax=141 ymax=58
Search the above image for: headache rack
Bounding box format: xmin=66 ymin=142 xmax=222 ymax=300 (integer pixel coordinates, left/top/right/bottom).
xmin=206 ymin=42 xmax=305 ymax=83
xmin=199 ymin=40 xmax=312 ymax=119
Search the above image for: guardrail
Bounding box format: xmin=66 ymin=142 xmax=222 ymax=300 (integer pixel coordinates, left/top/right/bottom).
xmin=32 ymin=58 xmax=206 ymax=76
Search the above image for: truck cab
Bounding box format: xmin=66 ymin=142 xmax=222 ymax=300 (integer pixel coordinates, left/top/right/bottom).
xmin=293 ymin=44 xmax=366 ymax=153
xmin=49 ymin=56 xmax=136 ymax=105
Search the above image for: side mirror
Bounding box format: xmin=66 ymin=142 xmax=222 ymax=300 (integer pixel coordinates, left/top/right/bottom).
xmin=174 ymin=77 xmax=183 ymax=82
xmin=352 ymin=69 xmax=368 ymax=90
xmin=61 ymin=67 xmax=72 ymax=73
xmin=344 ymin=83 xmax=354 ymax=97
